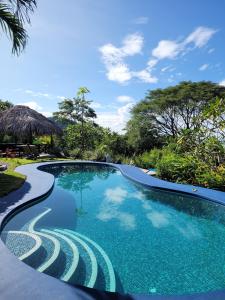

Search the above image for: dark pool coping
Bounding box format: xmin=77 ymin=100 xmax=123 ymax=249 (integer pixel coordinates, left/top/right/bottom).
xmin=0 ymin=160 xmax=225 ymax=300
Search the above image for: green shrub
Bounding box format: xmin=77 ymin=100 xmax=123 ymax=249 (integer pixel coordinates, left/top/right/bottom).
xmin=156 ymin=153 xmax=198 ymax=184
xmin=69 ymin=148 xmax=107 ymax=161
xmin=195 ymin=165 xmax=225 ymax=191
xmin=156 ymin=152 xmax=225 ymax=191
xmin=134 ymin=148 xmax=163 ymax=169
xmin=111 ymin=155 xmax=132 ymax=164
xmin=68 ymin=148 xmax=82 ymax=159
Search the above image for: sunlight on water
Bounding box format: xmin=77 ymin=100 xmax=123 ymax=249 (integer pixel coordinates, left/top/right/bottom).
xmin=2 ymin=164 xmax=225 ymax=295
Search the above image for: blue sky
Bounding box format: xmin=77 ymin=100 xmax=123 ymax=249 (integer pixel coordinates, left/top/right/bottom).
xmin=0 ymin=0 xmax=225 ymax=132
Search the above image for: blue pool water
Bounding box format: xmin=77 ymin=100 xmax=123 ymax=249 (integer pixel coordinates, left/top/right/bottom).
xmin=2 ymin=163 xmax=225 ymax=296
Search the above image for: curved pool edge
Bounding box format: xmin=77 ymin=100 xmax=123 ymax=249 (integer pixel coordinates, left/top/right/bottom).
xmin=0 ymin=160 xmax=225 ymax=300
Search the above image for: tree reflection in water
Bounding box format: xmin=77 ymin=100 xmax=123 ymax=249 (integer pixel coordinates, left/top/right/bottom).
xmin=48 ymin=164 xmax=116 ymax=217
xmin=134 ymin=184 xmax=225 ymax=226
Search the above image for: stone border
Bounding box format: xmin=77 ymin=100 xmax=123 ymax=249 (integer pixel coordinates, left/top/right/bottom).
xmin=0 ymin=160 xmax=225 ymax=300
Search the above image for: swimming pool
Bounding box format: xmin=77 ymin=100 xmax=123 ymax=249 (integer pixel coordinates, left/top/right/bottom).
xmin=1 ymin=163 xmax=225 ymax=296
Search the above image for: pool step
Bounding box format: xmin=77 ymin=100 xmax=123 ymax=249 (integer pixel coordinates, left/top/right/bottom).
xmin=4 ymin=208 xmax=116 ymax=292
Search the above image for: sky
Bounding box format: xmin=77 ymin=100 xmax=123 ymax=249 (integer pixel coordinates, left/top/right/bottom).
xmin=0 ymin=0 xmax=225 ymax=132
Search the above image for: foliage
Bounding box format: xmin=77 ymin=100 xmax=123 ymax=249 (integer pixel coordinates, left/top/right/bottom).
xmin=130 ymin=81 xmax=225 ymax=138
xmin=156 ymin=153 xmax=198 ymax=184
xmin=199 ymin=96 xmax=225 ymax=140
xmin=0 ymin=0 xmax=36 ymax=54
xmin=195 ymin=165 xmax=225 ymax=190
xmin=106 ymin=132 xmax=131 ymax=157
xmin=134 ymin=148 xmax=163 ymax=169
xmin=53 ymin=87 xmax=97 ymax=153
xmin=125 ymin=82 xmax=225 ymax=191
xmin=53 ymin=89 xmax=96 ymax=125
xmin=64 ymin=122 xmax=103 ymax=154
xmin=0 ymin=100 xmax=14 ymax=142
xmin=156 ymin=151 xmax=225 ymax=191
xmin=33 ymin=135 xmax=51 ymax=145
xmin=0 ymin=99 xmax=13 ymax=111
xmin=126 ymin=114 xmax=162 ymax=153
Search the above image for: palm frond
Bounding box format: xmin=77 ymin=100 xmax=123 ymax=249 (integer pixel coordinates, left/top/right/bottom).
xmin=8 ymin=0 xmax=36 ymax=23
xmin=0 ymin=3 xmax=27 ymax=54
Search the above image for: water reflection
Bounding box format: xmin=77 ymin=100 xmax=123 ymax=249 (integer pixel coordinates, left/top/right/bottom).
xmin=134 ymin=185 xmax=225 ymax=226
xmin=41 ymin=164 xmax=116 ymax=217
xmin=97 ymin=186 xmax=136 ymax=230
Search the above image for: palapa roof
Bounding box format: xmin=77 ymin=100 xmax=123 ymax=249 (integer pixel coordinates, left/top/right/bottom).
xmin=0 ymin=105 xmax=62 ymax=137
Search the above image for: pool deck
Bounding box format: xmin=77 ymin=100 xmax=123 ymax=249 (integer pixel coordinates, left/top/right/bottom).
xmin=0 ymin=160 xmax=225 ymax=300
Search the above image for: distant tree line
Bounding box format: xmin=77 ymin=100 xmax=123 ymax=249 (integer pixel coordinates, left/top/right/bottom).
xmin=1 ymin=81 xmax=225 ymax=190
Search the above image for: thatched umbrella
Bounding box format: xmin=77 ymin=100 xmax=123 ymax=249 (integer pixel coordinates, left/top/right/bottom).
xmin=0 ymin=105 xmax=62 ymax=143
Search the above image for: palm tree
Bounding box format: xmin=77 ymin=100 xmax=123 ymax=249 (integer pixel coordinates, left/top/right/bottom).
xmin=0 ymin=0 xmax=36 ymax=55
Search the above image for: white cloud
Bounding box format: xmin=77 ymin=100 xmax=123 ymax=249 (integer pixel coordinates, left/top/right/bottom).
xmin=97 ymin=186 xmax=136 ymax=230
xmin=147 ymin=58 xmax=158 ymax=69
xmin=117 ymin=95 xmax=134 ymax=103
xmin=91 ymin=102 xmax=102 ymax=109
xmin=100 ymin=26 xmax=216 ymax=85
xmin=18 ymin=101 xmax=52 ymax=118
xmin=199 ymin=63 xmax=209 ymax=71
xmin=107 ymin=64 xmax=132 ymax=84
xmin=147 ymin=211 xmax=170 ymax=228
xmin=99 ymin=33 xmax=143 ymax=65
xmin=41 ymin=111 xmax=52 ymax=118
xmin=161 ymin=66 xmax=171 ymax=72
xmin=133 ymin=16 xmax=149 ymax=24
xmin=100 ymin=33 xmax=156 ymax=84
xmin=184 ymin=26 xmax=217 ymax=48
xmin=208 ymin=48 xmax=215 ymax=54
xmin=96 ymin=102 xmax=133 ymax=132
xmin=132 ymin=191 xmax=146 ymax=201
xmin=56 ymin=96 xmax=65 ymax=100
xmin=25 ymin=90 xmax=51 ymax=98
xmin=105 ymin=187 xmax=128 ymax=204
xmin=151 ymin=26 xmax=216 ymax=62
xmin=167 ymin=76 xmax=175 ymax=83
xmin=99 ymin=43 xmax=123 ymax=65
xmin=97 ymin=205 xmax=136 ymax=230
xmin=19 ymin=101 xmax=42 ymax=111
xmin=219 ymin=79 xmax=225 ymax=87
xmin=152 ymin=40 xmax=182 ymax=60
xmin=122 ymin=33 xmax=144 ymax=56
xmin=145 ymin=26 xmax=217 ymax=82
xmin=133 ymin=69 xmax=158 ymax=83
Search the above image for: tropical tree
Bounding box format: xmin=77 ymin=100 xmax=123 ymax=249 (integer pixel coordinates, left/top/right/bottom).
xmin=131 ymin=81 xmax=225 ymax=138
xmin=126 ymin=114 xmax=162 ymax=154
xmin=64 ymin=122 xmax=103 ymax=153
xmin=0 ymin=0 xmax=36 ymax=54
xmin=0 ymin=99 xmax=13 ymax=142
xmin=0 ymin=99 xmax=13 ymax=111
xmin=53 ymin=87 xmax=97 ymax=152
xmin=200 ymin=96 xmax=225 ymax=140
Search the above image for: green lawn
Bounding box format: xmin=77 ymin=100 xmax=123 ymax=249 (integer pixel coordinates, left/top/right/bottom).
xmin=0 ymin=157 xmax=70 ymax=197
xmin=0 ymin=158 xmax=34 ymax=197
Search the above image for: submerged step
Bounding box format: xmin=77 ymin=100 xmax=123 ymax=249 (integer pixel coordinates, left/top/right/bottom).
xmin=28 ymin=208 xmax=61 ymax=274
xmin=4 ymin=207 xmax=115 ymax=292
xmin=55 ymin=229 xmax=98 ymax=288
xmin=42 ymin=229 xmax=79 ymax=282
xmin=65 ymin=229 xmax=116 ymax=292
xmin=7 ymin=230 xmax=42 ymax=261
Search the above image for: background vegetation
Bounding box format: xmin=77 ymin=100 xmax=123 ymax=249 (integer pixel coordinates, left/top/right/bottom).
xmin=1 ymin=80 xmax=225 ymax=191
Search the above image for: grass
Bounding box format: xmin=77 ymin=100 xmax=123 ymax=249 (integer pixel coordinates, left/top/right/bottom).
xmin=0 ymin=158 xmax=34 ymax=197
xmin=0 ymin=157 xmax=70 ymax=197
